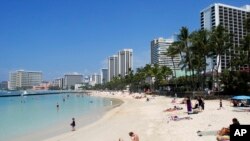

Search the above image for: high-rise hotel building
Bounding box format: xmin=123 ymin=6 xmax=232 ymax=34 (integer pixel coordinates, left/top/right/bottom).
xmin=9 ymin=70 xmax=42 ymax=90
xmin=108 ymin=55 xmax=119 ymax=82
xmin=118 ymin=49 xmax=133 ymax=77
xmin=63 ymin=74 xmax=83 ymax=89
xmin=108 ymin=49 xmax=133 ymax=81
xmin=90 ymin=73 xmax=101 ymax=85
xmin=151 ymin=37 xmax=181 ymax=70
xmin=201 ymin=3 xmax=250 ymax=72
xmin=101 ymin=68 xmax=108 ymax=84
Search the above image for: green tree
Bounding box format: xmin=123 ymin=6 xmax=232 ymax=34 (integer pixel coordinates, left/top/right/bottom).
xmin=241 ymin=17 xmax=250 ymax=73
xmin=190 ymin=29 xmax=212 ymax=89
xmin=175 ymin=26 xmax=195 ymax=90
xmin=210 ymin=24 xmax=232 ymax=91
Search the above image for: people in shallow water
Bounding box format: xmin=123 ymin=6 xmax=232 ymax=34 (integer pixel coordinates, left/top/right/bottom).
xmin=56 ymin=103 xmax=59 ymax=111
xmin=70 ymin=118 xmax=76 ymax=131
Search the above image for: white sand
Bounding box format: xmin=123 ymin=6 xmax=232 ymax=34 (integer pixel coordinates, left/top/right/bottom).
xmin=44 ymin=91 xmax=250 ymax=141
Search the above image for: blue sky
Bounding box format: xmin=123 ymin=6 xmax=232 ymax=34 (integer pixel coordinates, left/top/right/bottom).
xmin=0 ymin=0 xmax=249 ymax=81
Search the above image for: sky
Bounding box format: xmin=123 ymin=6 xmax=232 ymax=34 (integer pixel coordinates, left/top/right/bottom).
xmin=0 ymin=0 xmax=249 ymax=81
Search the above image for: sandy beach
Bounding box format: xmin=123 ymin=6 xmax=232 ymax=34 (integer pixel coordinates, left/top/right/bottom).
xmin=44 ymin=91 xmax=250 ymax=141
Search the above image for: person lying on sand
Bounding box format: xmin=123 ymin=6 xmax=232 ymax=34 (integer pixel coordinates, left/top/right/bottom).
xmin=163 ymin=106 xmax=183 ymax=112
xmin=169 ymin=115 xmax=192 ymax=121
xmin=171 ymin=98 xmax=176 ymax=103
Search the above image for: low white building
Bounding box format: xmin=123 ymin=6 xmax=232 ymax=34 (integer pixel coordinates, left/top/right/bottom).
xmin=75 ymin=84 xmax=84 ymax=90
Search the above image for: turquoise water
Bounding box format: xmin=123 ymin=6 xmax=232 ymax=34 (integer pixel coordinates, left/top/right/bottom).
xmin=0 ymin=93 xmax=116 ymax=141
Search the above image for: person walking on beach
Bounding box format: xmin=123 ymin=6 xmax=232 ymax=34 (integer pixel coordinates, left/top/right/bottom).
xmin=129 ymin=132 xmax=139 ymax=141
xmin=70 ymin=118 xmax=76 ymax=131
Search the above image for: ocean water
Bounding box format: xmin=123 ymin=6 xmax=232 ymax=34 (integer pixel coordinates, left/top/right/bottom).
xmin=0 ymin=93 xmax=119 ymax=141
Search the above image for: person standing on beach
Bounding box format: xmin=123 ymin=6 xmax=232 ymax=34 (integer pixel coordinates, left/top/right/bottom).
xmin=186 ymin=96 xmax=192 ymax=114
xmin=198 ymin=97 xmax=205 ymax=110
xmin=218 ymin=98 xmax=223 ymax=110
xmin=70 ymin=118 xmax=76 ymax=131
xmin=129 ymin=132 xmax=139 ymax=141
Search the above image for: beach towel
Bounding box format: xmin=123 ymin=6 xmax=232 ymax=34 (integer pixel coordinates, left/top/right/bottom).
xmin=197 ymin=130 xmax=217 ymax=136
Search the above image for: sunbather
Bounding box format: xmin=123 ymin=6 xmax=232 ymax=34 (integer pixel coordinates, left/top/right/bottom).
xmin=169 ymin=115 xmax=192 ymax=121
xmin=216 ymin=118 xmax=240 ymax=141
xmin=163 ymin=106 xmax=183 ymax=112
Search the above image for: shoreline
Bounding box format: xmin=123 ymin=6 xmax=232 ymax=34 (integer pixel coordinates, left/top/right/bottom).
xmin=43 ymin=91 xmax=250 ymax=141
xmin=6 ymin=93 xmax=124 ymax=141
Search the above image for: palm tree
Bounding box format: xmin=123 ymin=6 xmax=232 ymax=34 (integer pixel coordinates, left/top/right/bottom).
xmin=166 ymin=45 xmax=178 ymax=79
xmin=190 ymin=29 xmax=212 ymax=89
xmin=143 ymin=64 xmax=153 ymax=78
xmin=176 ymin=27 xmax=195 ymax=90
xmin=241 ymin=34 xmax=250 ymax=73
xmin=151 ymin=64 xmax=161 ymax=90
xmin=210 ymin=24 xmax=232 ymax=91
xmin=161 ymin=66 xmax=172 ymax=80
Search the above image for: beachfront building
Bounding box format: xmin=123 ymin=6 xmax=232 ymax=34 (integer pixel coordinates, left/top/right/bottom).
xmin=118 ymin=49 xmax=133 ymax=77
xmin=89 ymin=73 xmax=101 ymax=86
xmin=9 ymin=70 xmax=42 ymax=90
xmin=53 ymin=78 xmax=64 ymax=89
xmin=151 ymin=37 xmax=181 ymax=70
xmin=83 ymin=75 xmax=90 ymax=83
xmin=32 ymin=81 xmax=52 ymax=90
xmin=108 ymin=55 xmax=119 ymax=82
xmin=108 ymin=49 xmax=133 ymax=82
xmin=101 ymin=68 xmax=108 ymax=84
xmin=63 ymin=74 xmax=83 ymax=89
xmin=201 ymin=3 xmax=250 ymax=72
xmin=74 ymin=83 xmax=85 ymax=90
xmin=0 ymin=81 xmax=8 ymax=90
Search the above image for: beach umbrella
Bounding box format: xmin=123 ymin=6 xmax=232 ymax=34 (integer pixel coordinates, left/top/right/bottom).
xmin=231 ymin=95 xmax=250 ymax=100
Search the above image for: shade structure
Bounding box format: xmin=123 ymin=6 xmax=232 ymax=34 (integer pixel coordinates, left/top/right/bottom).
xmin=231 ymin=95 xmax=250 ymax=100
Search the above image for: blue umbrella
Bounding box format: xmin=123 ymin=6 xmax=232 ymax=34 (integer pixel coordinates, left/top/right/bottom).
xmin=231 ymin=95 xmax=250 ymax=100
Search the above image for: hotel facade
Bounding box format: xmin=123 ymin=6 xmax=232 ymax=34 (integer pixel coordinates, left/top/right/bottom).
xmin=63 ymin=74 xmax=83 ymax=89
xmin=108 ymin=55 xmax=119 ymax=82
xmin=9 ymin=70 xmax=42 ymax=90
xmin=151 ymin=37 xmax=181 ymax=71
xmin=101 ymin=68 xmax=108 ymax=84
xmin=201 ymin=3 xmax=250 ymax=72
xmin=118 ymin=49 xmax=133 ymax=77
xmin=108 ymin=49 xmax=133 ymax=82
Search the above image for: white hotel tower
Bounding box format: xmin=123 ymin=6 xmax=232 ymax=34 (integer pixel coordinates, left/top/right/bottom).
xmin=201 ymin=3 xmax=250 ymax=72
xmin=108 ymin=55 xmax=119 ymax=82
xmin=108 ymin=49 xmax=133 ymax=81
xmin=151 ymin=37 xmax=181 ymax=70
xmin=118 ymin=49 xmax=133 ymax=77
